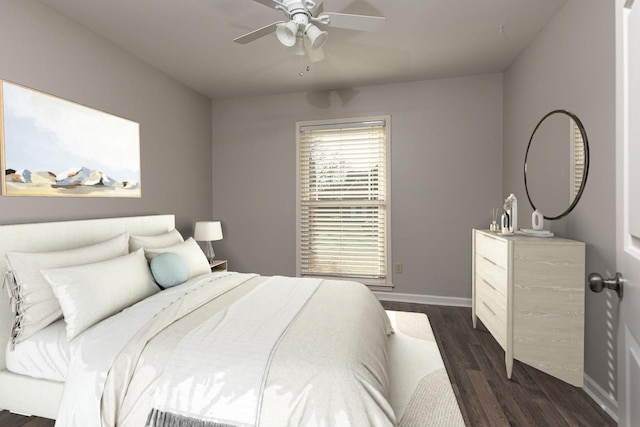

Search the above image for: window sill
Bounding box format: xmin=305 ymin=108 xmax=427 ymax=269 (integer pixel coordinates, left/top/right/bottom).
xmin=300 ymin=274 xmax=393 ymax=288
xmin=367 ymin=283 xmax=395 ymax=291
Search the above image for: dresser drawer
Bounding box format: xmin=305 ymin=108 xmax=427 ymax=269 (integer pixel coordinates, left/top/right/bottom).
xmin=475 ymin=231 xmax=508 ymax=269
xmin=475 ymin=254 xmax=507 ymax=296
xmin=475 ymin=274 xmax=506 ymax=322
xmin=476 ymin=291 xmax=507 ymax=349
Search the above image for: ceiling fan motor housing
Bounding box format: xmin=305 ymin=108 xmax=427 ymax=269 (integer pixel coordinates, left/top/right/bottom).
xmin=282 ymin=0 xmax=311 ymax=13
xmin=276 ymin=0 xmax=327 ymax=50
xmin=291 ymin=10 xmax=310 ymax=27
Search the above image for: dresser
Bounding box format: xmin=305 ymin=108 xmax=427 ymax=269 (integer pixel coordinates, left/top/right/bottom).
xmin=472 ymin=229 xmax=585 ymax=386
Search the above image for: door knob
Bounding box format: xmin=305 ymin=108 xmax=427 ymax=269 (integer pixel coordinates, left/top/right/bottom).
xmin=588 ymin=272 xmax=623 ymax=299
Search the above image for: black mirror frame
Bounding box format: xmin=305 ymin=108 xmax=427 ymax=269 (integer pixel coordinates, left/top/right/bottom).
xmin=524 ymin=109 xmax=590 ymax=221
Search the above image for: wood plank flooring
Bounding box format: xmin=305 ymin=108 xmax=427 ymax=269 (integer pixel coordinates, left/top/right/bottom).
xmin=383 ymin=302 xmax=616 ymax=427
xmin=0 ymin=303 xmax=616 ymax=426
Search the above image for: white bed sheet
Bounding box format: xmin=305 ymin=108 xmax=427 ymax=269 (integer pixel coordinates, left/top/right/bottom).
xmin=5 ymin=319 xmax=69 ymax=382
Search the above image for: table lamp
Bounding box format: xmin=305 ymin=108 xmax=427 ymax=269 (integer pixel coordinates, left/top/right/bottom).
xmin=194 ymin=221 xmax=223 ymax=263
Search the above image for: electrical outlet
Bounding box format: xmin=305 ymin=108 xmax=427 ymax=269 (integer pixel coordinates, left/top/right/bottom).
xmin=394 ymin=263 xmax=403 ymax=274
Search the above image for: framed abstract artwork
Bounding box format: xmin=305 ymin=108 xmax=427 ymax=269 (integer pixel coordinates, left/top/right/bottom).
xmin=0 ymin=80 xmax=141 ymax=198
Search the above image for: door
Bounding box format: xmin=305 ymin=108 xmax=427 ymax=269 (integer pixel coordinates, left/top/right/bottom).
xmin=616 ymin=1 xmax=640 ymax=425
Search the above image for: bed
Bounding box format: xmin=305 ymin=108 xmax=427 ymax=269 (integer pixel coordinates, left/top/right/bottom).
xmin=0 ymin=215 xmax=464 ymax=426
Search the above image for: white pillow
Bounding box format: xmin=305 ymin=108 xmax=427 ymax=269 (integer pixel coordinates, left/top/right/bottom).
xmin=145 ymin=238 xmax=210 ymax=279
xmin=5 ymin=233 xmax=129 ymax=344
xmin=128 ymin=229 xmax=184 ymax=252
xmin=42 ymin=249 xmax=160 ymax=341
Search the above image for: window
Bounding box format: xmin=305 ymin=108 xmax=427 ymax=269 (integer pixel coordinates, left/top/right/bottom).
xmin=570 ymin=120 xmax=586 ymax=199
xmin=296 ymin=117 xmax=390 ymax=285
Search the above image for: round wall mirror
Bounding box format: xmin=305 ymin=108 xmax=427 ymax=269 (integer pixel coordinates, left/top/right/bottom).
xmin=524 ymin=110 xmax=590 ymax=220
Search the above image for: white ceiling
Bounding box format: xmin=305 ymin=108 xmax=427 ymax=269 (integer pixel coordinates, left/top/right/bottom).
xmin=37 ymin=0 xmax=567 ymax=99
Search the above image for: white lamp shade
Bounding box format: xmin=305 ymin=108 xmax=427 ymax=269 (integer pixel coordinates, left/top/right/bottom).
xmin=304 ymin=37 xmax=325 ymax=62
xmin=276 ymin=21 xmax=299 ymax=47
xmin=194 ymin=221 xmax=223 ymax=242
xmin=305 ymin=24 xmax=328 ymax=50
xmin=293 ymin=37 xmax=306 ymax=56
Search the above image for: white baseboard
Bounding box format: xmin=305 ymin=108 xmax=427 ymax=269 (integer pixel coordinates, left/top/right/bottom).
xmin=583 ymin=373 xmax=618 ymax=423
xmin=10 ymin=410 xmax=32 ymax=417
xmin=373 ymin=291 xmax=471 ymax=307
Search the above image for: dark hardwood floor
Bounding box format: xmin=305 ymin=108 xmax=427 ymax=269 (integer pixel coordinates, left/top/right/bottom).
xmin=382 ymin=302 xmax=616 ymax=427
xmin=0 ymin=411 xmax=53 ymax=427
xmin=0 ymin=303 xmax=615 ymax=426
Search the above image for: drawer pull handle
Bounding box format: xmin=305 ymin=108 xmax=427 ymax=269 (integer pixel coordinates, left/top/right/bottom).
xmin=482 ymin=278 xmax=497 ymax=292
xmin=482 ymin=301 xmax=496 ymax=316
xmin=481 ymin=255 xmax=498 ymax=266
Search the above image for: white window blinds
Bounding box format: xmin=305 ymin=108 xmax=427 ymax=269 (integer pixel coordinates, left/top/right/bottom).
xmin=298 ymin=119 xmax=388 ymax=280
xmin=572 ymin=121 xmax=586 ymax=198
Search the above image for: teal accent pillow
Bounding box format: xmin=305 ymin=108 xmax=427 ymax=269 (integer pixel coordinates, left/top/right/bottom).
xmin=150 ymin=252 xmax=189 ymax=289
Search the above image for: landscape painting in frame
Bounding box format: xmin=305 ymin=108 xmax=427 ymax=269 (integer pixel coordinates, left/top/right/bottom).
xmin=0 ymin=80 xmax=141 ymax=198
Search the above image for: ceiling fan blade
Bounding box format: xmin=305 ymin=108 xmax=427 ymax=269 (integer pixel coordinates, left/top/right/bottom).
xmin=233 ymin=21 xmax=282 ymax=44
xmin=322 ymin=12 xmax=385 ymax=32
xmin=312 ymin=1 xmax=324 ymax=16
xmin=251 ymin=0 xmax=283 ymax=9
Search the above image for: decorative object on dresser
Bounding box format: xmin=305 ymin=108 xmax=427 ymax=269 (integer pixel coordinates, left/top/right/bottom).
xmin=471 ymin=229 xmax=585 ymax=387
xmin=503 ymin=193 xmax=518 ymax=233
xmin=531 ymin=209 xmax=544 ymax=230
xmin=490 ymin=208 xmax=500 ymax=232
xmin=193 ymin=221 xmax=223 ymax=263
xmin=500 ymin=211 xmax=511 ymax=235
xmin=518 ymin=228 xmax=554 ymax=237
xmin=517 ymin=209 xmax=555 ymax=237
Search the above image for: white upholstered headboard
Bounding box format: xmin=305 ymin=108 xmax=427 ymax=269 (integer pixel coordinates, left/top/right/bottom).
xmin=0 ymin=214 xmax=176 ymax=369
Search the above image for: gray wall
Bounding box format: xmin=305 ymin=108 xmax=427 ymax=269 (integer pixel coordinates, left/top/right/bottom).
xmin=212 ymin=74 xmax=503 ymax=298
xmin=503 ymin=0 xmax=617 ymax=396
xmin=0 ymin=0 xmax=212 ymax=235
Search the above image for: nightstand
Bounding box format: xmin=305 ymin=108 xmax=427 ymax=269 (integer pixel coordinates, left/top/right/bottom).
xmin=209 ymin=259 xmax=228 ymax=272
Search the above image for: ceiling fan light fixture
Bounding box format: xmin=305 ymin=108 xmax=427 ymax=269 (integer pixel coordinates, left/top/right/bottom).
xmin=233 ymin=0 xmax=387 ymax=61
xmin=305 ymin=23 xmax=328 ymax=50
xmin=276 ymin=21 xmax=299 ymax=47
xmin=293 ymin=37 xmax=306 ymax=55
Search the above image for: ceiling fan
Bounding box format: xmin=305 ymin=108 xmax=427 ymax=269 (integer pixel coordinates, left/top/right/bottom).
xmin=233 ymin=0 xmax=385 ymax=60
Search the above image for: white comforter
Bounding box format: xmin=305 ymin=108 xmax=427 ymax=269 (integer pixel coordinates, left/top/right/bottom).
xmin=55 ymin=272 xmax=395 ymax=427
xmin=149 ymin=276 xmax=322 ymax=426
